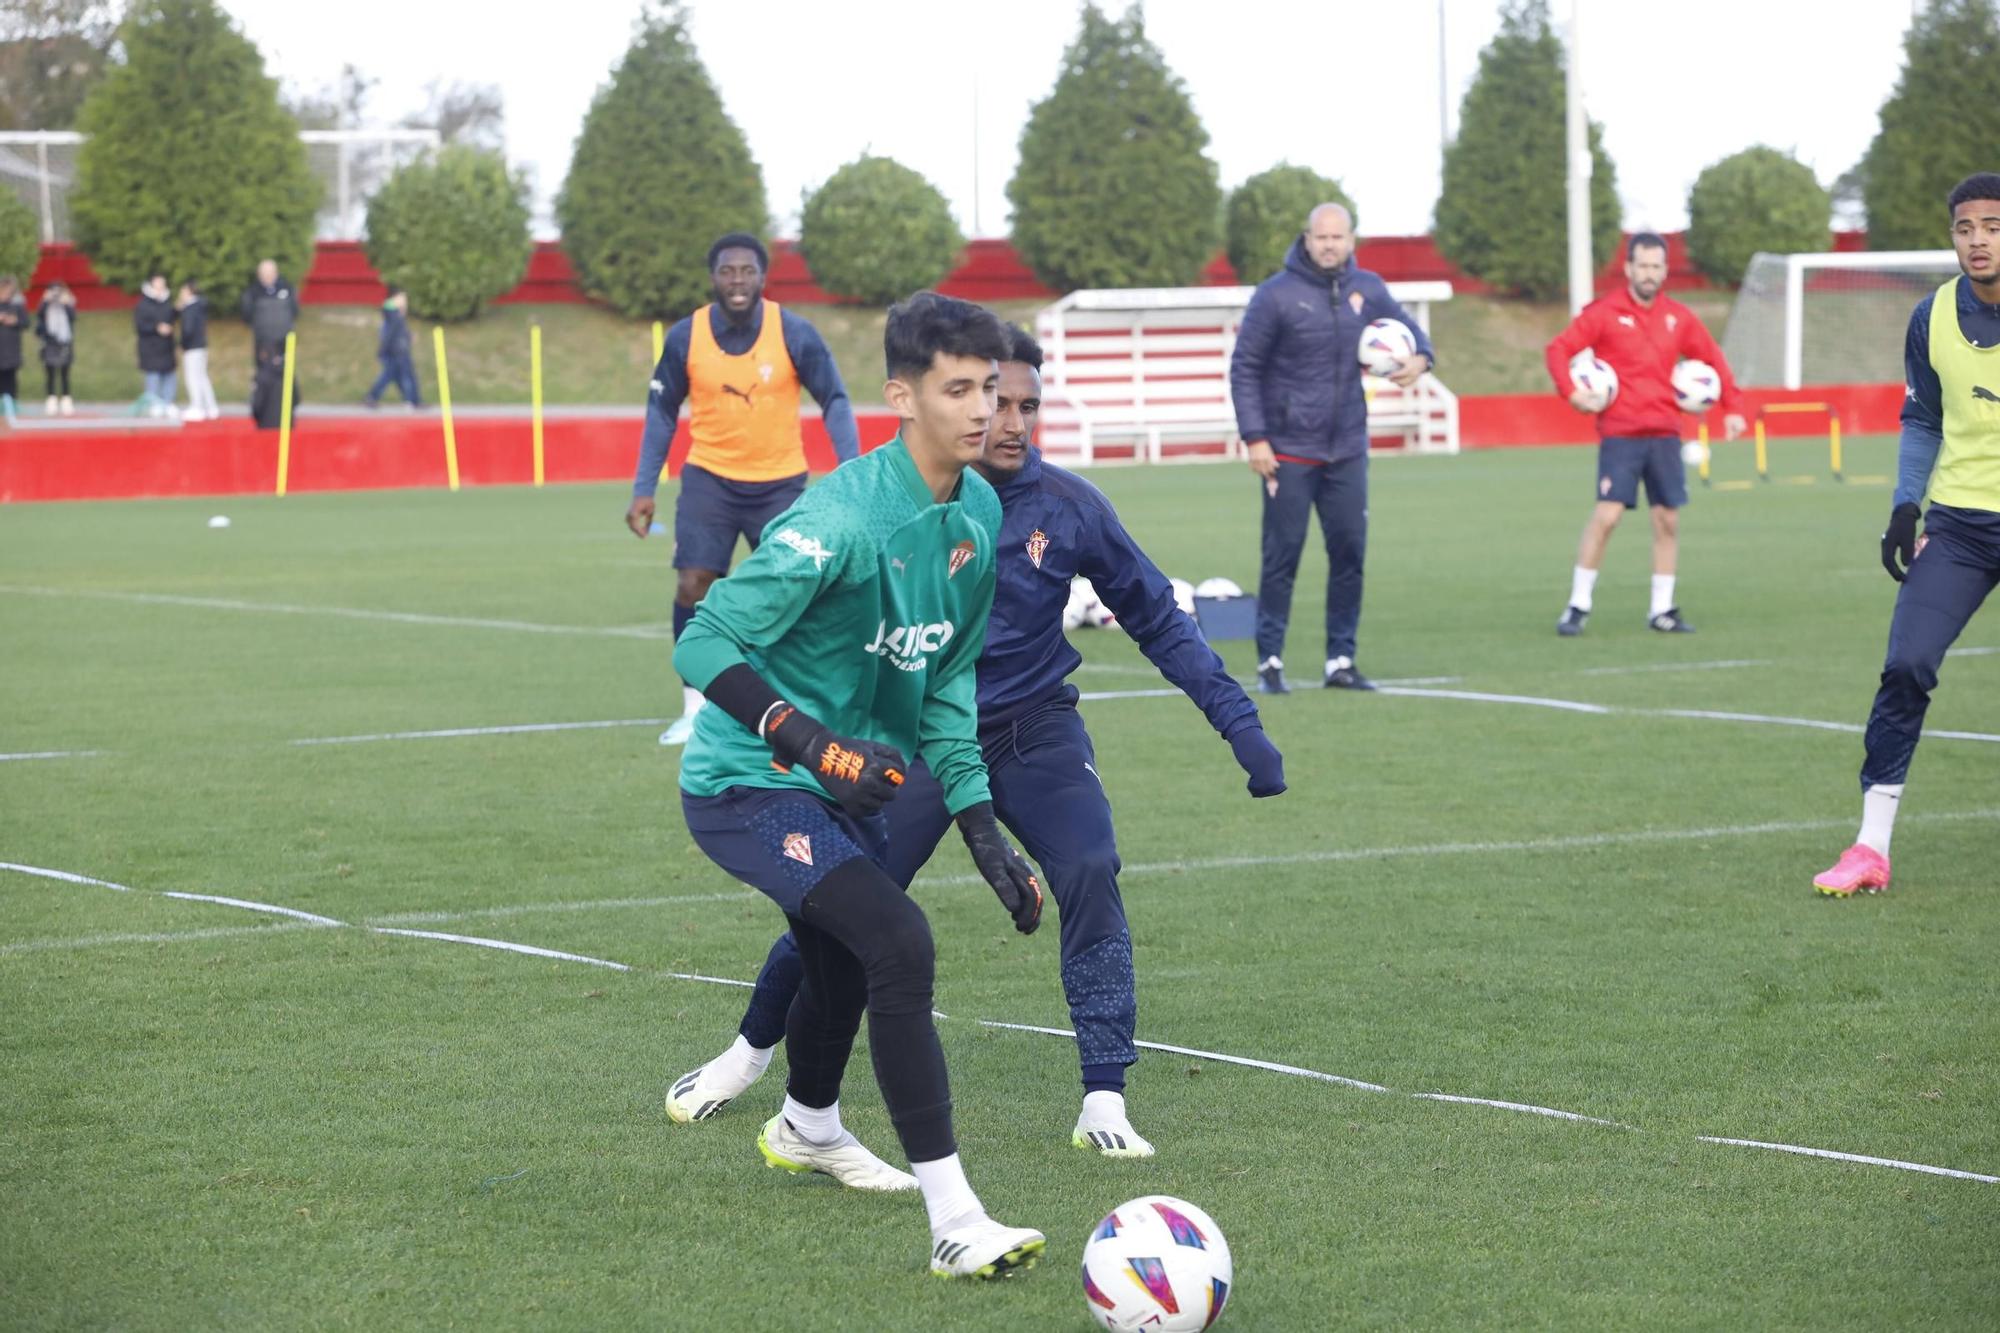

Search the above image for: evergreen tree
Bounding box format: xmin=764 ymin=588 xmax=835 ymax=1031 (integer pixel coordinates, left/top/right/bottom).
xmin=1007 ymin=4 xmax=1219 ymax=291
xmin=1434 ymin=0 xmax=1619 ymax=300
xmin=556 ymin=2 xmax=766 ymax=319
xmin=1225 ymin=165 xmax=1354 ymax=283
xmin=1861 ymin=0 xmax=2000 ymax=250
xmin=0 ymin=188 xmax=40 ymax=283
xmin=799 ymin=155 xmax=962 ymax=306
xmin=67 ymin=0 xmax=317 ymax=296
xmin=365 ymin=146 xmax=532 ymax=322
xmin=1685 ymin=146 xmax=1830 ymax=287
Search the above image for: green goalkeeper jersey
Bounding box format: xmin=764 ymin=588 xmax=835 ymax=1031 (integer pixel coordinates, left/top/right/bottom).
xmin=673 ymin=435 xmax=1001 ymax=814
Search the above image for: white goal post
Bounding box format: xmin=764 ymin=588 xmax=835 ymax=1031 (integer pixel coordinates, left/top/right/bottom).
xmin=1723 ymin=250 xmax=1961 ymax=390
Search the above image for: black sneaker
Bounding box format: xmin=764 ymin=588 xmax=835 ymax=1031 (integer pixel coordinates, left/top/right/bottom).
xmin=1257 ymin=657 xmax=1289 ymax=695
xmin=1648 ymin=607 xmax=1696 ymax=633
xmin=1557 ymin=606 xmax=1589 ymax=637
xmin=1324 ymin=665 xmax=1376 ymax=691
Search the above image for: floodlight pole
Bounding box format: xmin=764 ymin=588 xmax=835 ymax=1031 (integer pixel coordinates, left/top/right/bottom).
xmin=1564 ymin=0 xmax=1593 ymax=317
xmin=1438 ymin=0 xmax=1450 ymax=161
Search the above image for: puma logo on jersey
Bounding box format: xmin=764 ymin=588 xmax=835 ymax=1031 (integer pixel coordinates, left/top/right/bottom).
xmin=775 ymin=528 xmax=834 ymax=570
xmin=1616 ymin=315 xmax=1636 ymax=327
xmin=1974 ymin=384 xmax=1999 ymax=403
xmin=721 ymin=383 xmax=755 ymax=404
xmin=864 ymin=619 xmax=954 ymax=672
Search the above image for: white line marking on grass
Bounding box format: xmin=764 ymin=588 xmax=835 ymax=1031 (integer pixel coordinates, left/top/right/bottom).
xmin=978 ymin=1019 xmax=1391 ymax=1092
xmin=0 ymin=922 xmax=321 ymax=956
xmin=294 ymin=718 xmax=671 ymax=746
xmin=160 ymin=892 xmax=345 ymax=926
xmin=1371 ymin=688 xmax=2000 ymax=746
xmin=1697 ymin=1137 xmax=1999 ymax=1184
xmin=0 ymin=750 xmax=106 ymax=762
xmin=1573 ymin=658 xmax=1768 ymax=677
xmin=1376 ymin=686 xmax=1613 ymax=714
xmin=1947 ymin=646 xmax=1996 ymax=658
xmin=364 ymin=890 xmax=757 ymax=926
xmin=0 ymin=861 xmax=137 ymax=891
xmin=0 ymin=584 xmax=670 ymax=640
xmin=1413 ymin=1093 xmax=1631 ymax=1128
xmin=371 ymin=927 xmax=632 ymax=971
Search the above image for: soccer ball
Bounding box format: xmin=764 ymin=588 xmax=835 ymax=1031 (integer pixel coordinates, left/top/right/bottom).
xmin=1672 ymin=359 xmax=1722 ymax=414
xmin=1065 ymin=577 xmax=1117 ymax=631
xmin=1193 ymin=576 xmax=1244 ymax=600
xmin=1081 ymin=1195 xmax=1233 ymax=1332
xmin=1568 ymin=350 xmax=1618 ymax=411
xmin=1681 ymin=439 xmax=1709 ymax=466
xmin=1357 ymin=318 xmax=1416 ymax=377
xmin=1169 ymin=577 xmax=1196 ymax=617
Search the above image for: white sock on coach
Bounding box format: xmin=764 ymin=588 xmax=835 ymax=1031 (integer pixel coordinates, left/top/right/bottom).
xmin=1650 ymin=574 xmax=1676 ymax=619
xmin=912 ymin=1153 xmax=985 ymax=1236
xmin=682 ymin=685 xmax=705 ymax=717
xmin=1858 ymin=783 xmax=1903 ymax=856
xmin=1570 ymin=566 xmax=1598 ymax=612
xmin=780 ymin=1094 xmax=842 ymax=1146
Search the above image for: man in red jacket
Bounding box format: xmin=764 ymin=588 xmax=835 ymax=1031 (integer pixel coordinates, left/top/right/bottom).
xmin=1545 ymin=233 xmax=1747 ymax=635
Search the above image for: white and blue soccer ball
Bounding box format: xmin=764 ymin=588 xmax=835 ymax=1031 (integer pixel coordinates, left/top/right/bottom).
xmin=1568 ymin=350 xmax=1618 ymax=411
xmin=1064 ymin=577 xmax=1118 ymax=631
xmin=1357 ymin=318 xmax=1417 ymax=377
xmin=1672 ymin=359 xmax=1722 ymax=414
xmin=1081 ymin=1195 xmax=1233 ymax=1332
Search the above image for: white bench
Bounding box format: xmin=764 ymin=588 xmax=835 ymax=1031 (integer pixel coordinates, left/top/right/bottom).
xmin=1034 ymin=283 xmax=1458 ymax=465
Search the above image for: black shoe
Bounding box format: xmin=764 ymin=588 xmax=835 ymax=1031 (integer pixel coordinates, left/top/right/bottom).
xmin=1557 ymin=606 xmax=1589 ymax=637
xmin=1648 ymin=607 xmax=1696 ymax=634
xmin=1324 ymin=665 xmax=1376 ymax=691
xmin=1257 ymin=657 xmax=1289 ymax=695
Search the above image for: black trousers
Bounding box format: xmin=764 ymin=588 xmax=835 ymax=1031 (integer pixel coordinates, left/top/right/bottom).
xmin=1255 ymin=454 xmax=1368 ymax=663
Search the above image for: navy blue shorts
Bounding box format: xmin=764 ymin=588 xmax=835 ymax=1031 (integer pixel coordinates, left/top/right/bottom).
xmin=1596 ymin=436 xmax=1687 ymax=510
xmin=672 ymin=464 xmax=807 ymax=573
xmin=682 ymin=785 xmax=888 ymax=916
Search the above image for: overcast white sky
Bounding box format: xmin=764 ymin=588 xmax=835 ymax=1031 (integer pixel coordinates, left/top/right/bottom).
xmin=232 ymin=0 xmax=1917 ymax=240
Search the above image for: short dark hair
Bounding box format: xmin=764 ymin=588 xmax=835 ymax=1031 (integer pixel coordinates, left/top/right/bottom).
xmin=707 ymin=231 xmax=768 ymax=272
xmin=1947 ymin=173 xmax=2000 ymax=215
xmin=386 ymin=284 xmax=404 ymax=298
xmin=883 ymin=291 xmax=1011 ymax=383
xmin=1005 ymin=325 xmax=1044 ymax=370
xmin=1627 ymin=231 xmax=1668 ymax=260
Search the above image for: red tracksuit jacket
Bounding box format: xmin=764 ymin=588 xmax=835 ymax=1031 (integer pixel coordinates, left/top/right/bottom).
xmin=1545 ymin=286 xmax=1745 ymax=439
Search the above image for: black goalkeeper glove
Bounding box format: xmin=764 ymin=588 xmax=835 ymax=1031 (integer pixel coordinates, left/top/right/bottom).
xmin=763 ymin=703 xmax=907 ymax=818
xmin=1880 ymin=502 xmax=1920 ymax=583
xmin=956 ymin=802 xmax=1042 ymax=934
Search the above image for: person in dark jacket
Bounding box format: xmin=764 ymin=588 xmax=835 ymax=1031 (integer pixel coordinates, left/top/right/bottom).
xmin=240 ymin=258 xmax=297 ymax=358
xmin=134 ymin=273 xmax=179 ymax=418
xmin=177 ymin=281 xmax=217 ymax=421
xmin=363 ymin=286 xmax=420 ymax=407
xmin=0 ymin=275 xmax=26 ymax=421
xmin=1228 ymin=203 xmax=1435 ymax=694
xmin=36 ymin=281 xmax=76 ymax=416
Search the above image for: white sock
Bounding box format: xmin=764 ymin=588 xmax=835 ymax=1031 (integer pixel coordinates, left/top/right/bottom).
xmin=1650 ymin=574 xmax=1676 ymax=619
xmin=1858 ymin=784 xmax=1903 ymax=856
xmin=1260 ymin=655 xmax=1283 ymax=672
xmin=1324 ymin=656 xmax=1351 ymax=676
xmin=682 ymin=685 xmax=705 ymax=717
xmin=1079 ymin=1089 xmax=1128 ymax=1125
xmin=1570 ymin=566 xmax=1598 ymax=612
xmin=911 ymin=1153 xmax=985 ymax=1236
xmin=718 ymin=1032 xmax=773 ymax=1079
xmin=779 ymin=1094 xmax=842 ymax=1146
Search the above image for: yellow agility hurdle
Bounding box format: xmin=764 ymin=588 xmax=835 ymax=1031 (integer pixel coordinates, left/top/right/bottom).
xmin=1752 ymin=402 xmax=1844 ymax=482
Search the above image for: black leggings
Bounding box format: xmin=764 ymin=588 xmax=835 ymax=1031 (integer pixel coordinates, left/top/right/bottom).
xmin=44 ymin=364 xmax=70 ymax=396
xmin=0 ymin=367 xmax=15 ymax=399
xmin=788 ymin=857 xmax=956 ymax=1163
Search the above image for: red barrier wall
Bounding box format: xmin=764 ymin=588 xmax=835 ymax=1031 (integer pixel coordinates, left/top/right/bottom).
xmin=28 ymin=231 xmax=1873 ymax=311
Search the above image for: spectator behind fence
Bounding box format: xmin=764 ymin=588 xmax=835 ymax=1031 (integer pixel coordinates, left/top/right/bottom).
xmin=177 ymin=281 xmax=218 ymax=422
xmin=363 ymin=286 xmax=420 ymax=408
xmin=241 ymin=258 xmax=297 ymax=359
xmin=134 ymin=273 xmax=179 ymax=418
xmin=0 ymin=275 xmax=25 ymax=422
xmin=36 ymin=281 xmax=76 ymax=416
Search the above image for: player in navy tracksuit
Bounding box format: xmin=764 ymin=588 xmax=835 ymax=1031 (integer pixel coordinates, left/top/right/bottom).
xmin=666 ymin=327 xmax=1288 ymax=1157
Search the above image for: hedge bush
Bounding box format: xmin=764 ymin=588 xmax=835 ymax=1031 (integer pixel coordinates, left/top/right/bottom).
xmin=365 ymin=146 xmax=532 ymax=322
xmin=1226 ymin=165 xmax=1355 ymax=282
xmin=1685 ymin=147 xmax=1830 ymax=286
xmin=0 ymin=188 xmax=40 ymax=285
xmin=1861 ymin=0 xmax=2000 ymax=250
xmin=799 ymin=155 xmax=962 ymax=306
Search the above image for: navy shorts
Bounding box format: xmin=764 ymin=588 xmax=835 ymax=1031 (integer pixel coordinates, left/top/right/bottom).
xmin=672 ymin=464 xmax=807 ymax=573
xmin=1596 ymin=436 xmax=1687 ymax=510
xmin=682 ymin=786 xmax=888 ymax=916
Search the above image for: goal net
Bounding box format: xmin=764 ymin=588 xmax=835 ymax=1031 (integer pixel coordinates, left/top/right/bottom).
xmin=1722 ymin=250 xmax=1962 ymax=388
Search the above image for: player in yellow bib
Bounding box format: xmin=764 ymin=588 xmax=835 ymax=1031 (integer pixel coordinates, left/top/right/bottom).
xmin=1815 ymin=173 xmax=2000 ymax=896
xmin=624 ymin=233 xmax=861 ymax=745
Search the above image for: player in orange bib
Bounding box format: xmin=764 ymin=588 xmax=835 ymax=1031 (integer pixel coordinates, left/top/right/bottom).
xmin=625 ymin=232 xmax=861 ymax=745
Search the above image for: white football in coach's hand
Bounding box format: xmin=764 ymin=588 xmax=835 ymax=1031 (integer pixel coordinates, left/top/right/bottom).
xmin=1568 ymin=351 xmax=1618 ymax=411
xmin=1672 ymin=359 xmax=1722 ymax=414
xmin=1358 ymin=318 xmax=1417 ymax=377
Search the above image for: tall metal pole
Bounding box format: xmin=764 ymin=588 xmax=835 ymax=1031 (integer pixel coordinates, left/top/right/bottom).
xmin=971 ymin=73 xmax=982 ymax=237
xmin=37 ymin=139 xmax=54 ymax=243
xmin=1564 ymin=0 xmax=1594 ymax=316
xmin=1438 ymin=0 xmax=1450 ymax=161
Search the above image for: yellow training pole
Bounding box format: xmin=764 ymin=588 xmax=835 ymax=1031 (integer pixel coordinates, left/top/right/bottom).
xmin=434 ymin=325 xmax=460 ymax=492
xmin=1753 ymin=417 xmax=1769 ymax=481
xmin=1697 ymin=422 xmax=1711 ymax=487
xmin=1829 ymin=414 xmax=1843 ymax=481
xmin=275 ymin=331 xmax=297 ymax=497
xmin=651 ymin=320 xmax=664 ymax=365
xmin=530 ymin=324 xmax=545 ymax=488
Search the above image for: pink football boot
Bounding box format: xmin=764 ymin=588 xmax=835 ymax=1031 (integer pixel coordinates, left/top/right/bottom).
xmin=1813 ymin=844 xmax=1891 ymax=897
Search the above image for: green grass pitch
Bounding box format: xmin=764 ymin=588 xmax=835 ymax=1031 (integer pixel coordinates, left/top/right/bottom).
xmin=2 ymin=435 xmax=1995 ymax=1329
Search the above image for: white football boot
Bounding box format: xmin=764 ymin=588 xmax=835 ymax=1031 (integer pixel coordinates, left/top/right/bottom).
xmin=664 ymin=1048 xmax=765 ymax=1124
xmin=1071 ymin=1092 xmax=1157 ymax=1158
xmin=929 ymin=1219 xmax=1047 ymax=1279
xmin=756 ymin=1114 xmax=917 ymax=1192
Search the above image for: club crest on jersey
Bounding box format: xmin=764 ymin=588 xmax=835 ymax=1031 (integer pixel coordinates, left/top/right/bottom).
xmin=760 ymin=363 xmax=774 ymax=383
xmin=775 ymin=528 xmax=834 ymax=570
xmin=1025 ymin=529 xmax=1048 ymax=569
xmin=1666 ymin=314 xmax=1678 ymax=332
xmin=782 ymin=832 xmax=813 ymax=866
xmin=947 ymin=539 xmax=977 ymax=578
xmin=865 ymin=619 xmax=955 ymax=672
xmin=1348 ymin=291 xmax=1365 ymax=315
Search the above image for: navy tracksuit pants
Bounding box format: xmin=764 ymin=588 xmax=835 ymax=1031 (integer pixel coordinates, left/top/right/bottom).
xmin=1860 ymin=503 xmax=2000 ymax=788
xmin=1256 ymin=454 xmax=1369 ymax=663
xmin=734 ymin=698 xmax=1138 ymax=1092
